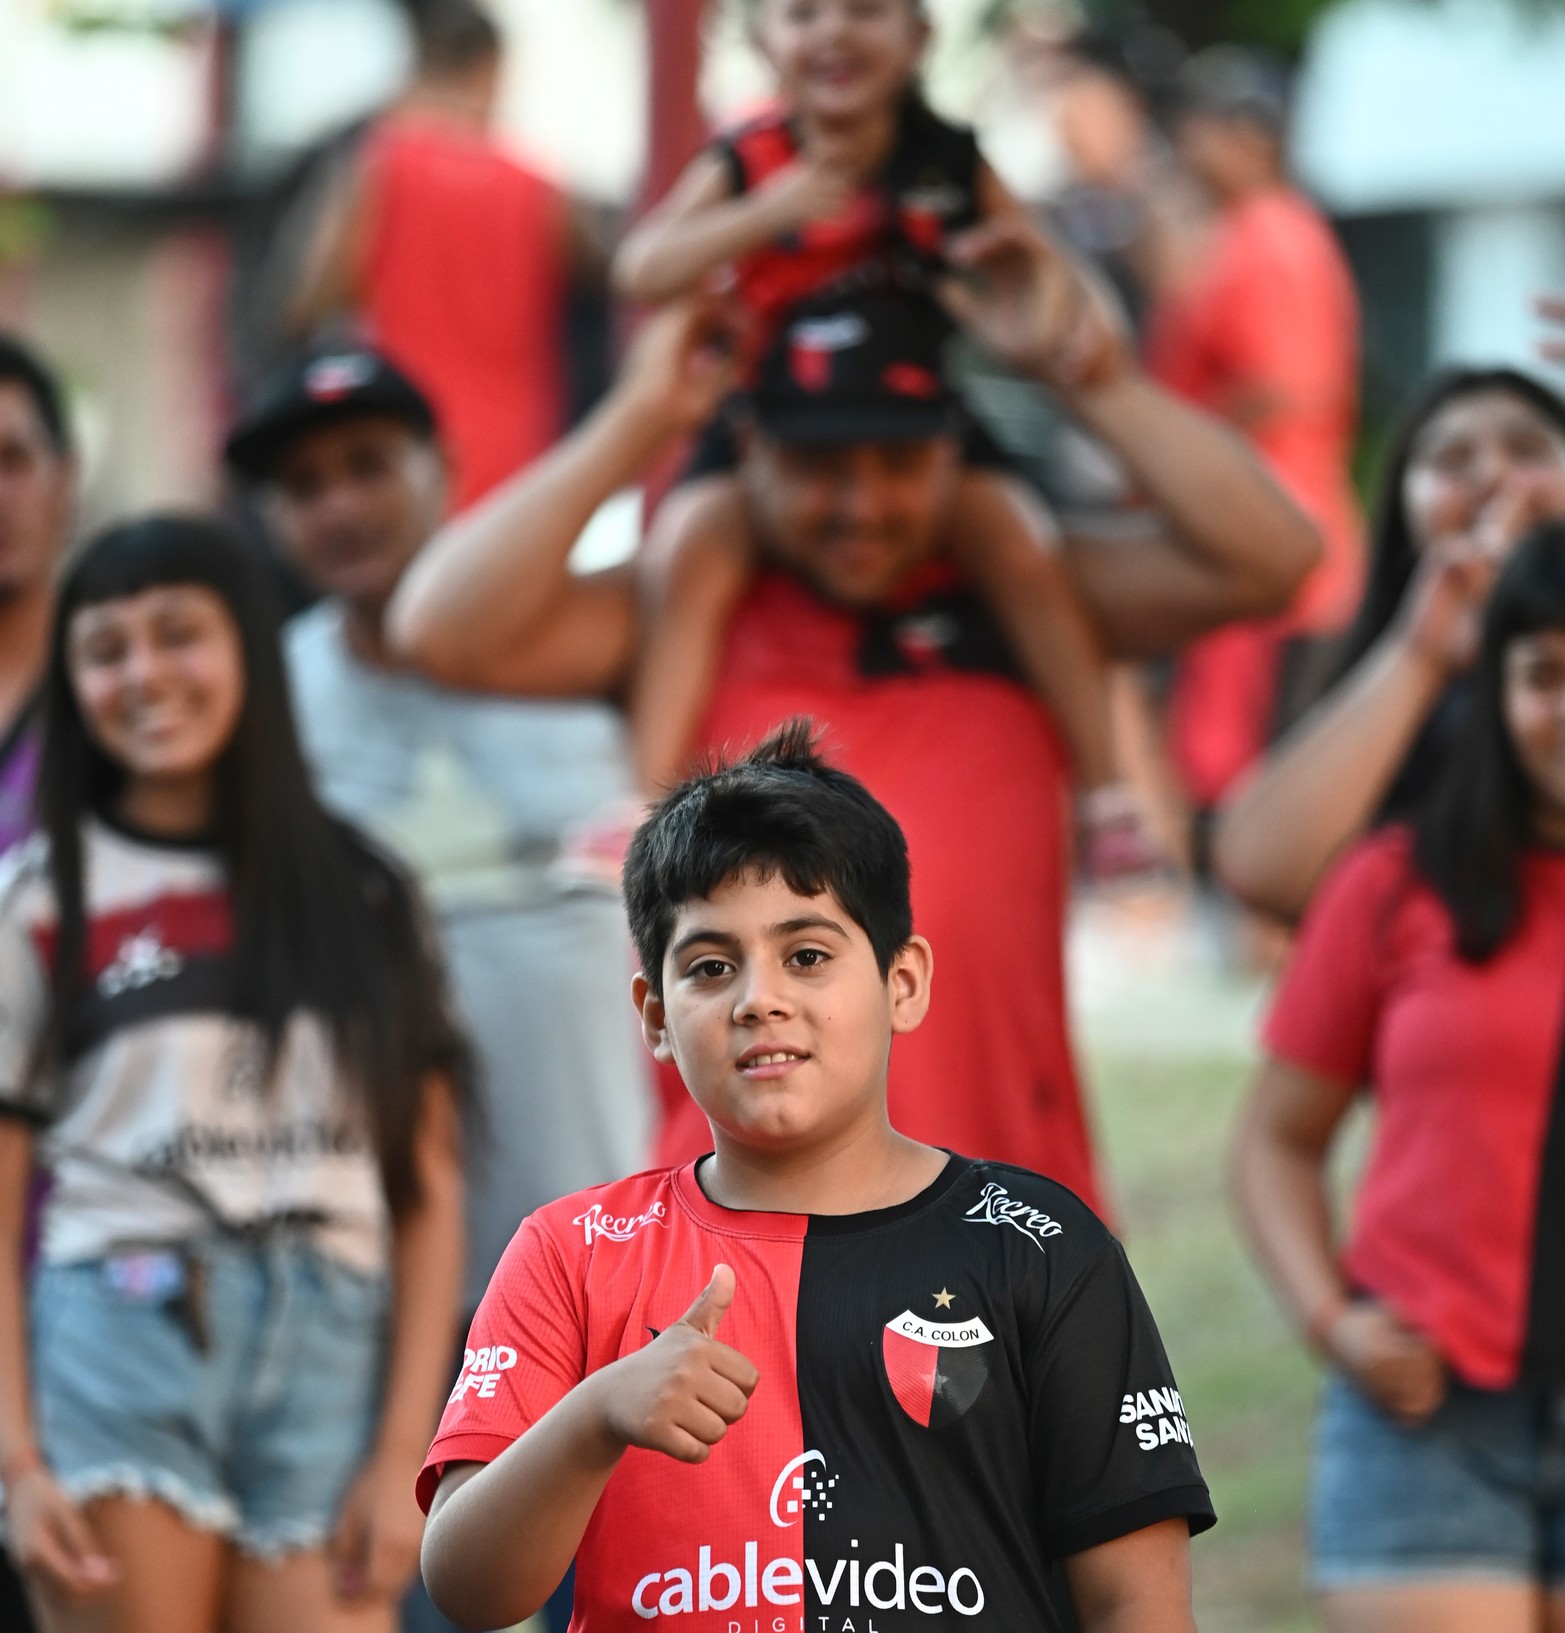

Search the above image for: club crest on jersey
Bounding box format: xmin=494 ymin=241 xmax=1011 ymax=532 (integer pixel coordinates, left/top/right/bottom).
xmin=881 ymin=1309 xmax=993 ymax=1428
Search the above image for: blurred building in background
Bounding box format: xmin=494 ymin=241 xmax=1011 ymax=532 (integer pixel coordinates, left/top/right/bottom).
xmin=4 ymin=0 xmax=1565 ymax=522
xmin=1295 ymin=0 xmax=1565 ymax=412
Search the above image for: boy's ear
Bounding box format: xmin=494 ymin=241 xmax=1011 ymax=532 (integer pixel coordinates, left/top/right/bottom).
xmin=632 ymin=972 xmax=677 ymax=1063
xmin=888 ymin=934 xmax=933 ymax=1035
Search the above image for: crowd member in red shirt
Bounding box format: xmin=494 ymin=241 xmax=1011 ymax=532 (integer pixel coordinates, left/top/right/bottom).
xmin=1232 ymin=526 xmax=1565 ymax=1631
xmin=387 ymin=224 xmax=1319 ymax=1216
xmin=418 ymin=722 xmax=1214 ymax=1633
xmin=286 ymin=0 xmax=597 ymax=512
xmin=1145 ymin=46 xmax=1363 ymax=840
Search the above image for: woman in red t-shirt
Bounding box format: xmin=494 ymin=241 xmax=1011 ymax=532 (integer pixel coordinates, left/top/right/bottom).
xmin=1232 ymin=524 xmax=1565 ymax=1630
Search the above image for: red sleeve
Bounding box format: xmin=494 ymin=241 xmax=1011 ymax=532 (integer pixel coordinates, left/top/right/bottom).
xmin=1210 ymin=207 xmax=1353 ymax=408
xmin=1261 ymin=832 xmax=1411 ymax=1086
xmin=416 ymin=1212 xmax=587 ymax=1513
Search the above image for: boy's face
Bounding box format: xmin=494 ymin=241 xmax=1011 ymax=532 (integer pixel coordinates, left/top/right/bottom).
xmin=751 ymin=0 xmax=928 ymax=127
xmin=634 ymin=870 xmax=932 ymax=1156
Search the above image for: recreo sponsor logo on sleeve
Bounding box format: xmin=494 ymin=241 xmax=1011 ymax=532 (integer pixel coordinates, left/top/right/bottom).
xmin=572 ymin=1199 xmax=668 ymax=1245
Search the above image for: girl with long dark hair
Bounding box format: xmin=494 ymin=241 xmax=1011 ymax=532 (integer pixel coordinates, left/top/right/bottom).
xmin=1232 ymin=526 xmax=1565 ymax=1631
xmin=0 ymin=515 xmax=470 ymax=1632
xmin=1215 ymin=366 xmax=1565 ymax=920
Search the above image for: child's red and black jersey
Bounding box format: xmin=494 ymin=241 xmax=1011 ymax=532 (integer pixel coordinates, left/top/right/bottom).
xmin=419 ymin=1155 xmax=1214 ymax=1631
xmin=714 ymin=96 xmax=981 ymax=350
xmin=1263 ymin=827 xmax=1565 ymax=1389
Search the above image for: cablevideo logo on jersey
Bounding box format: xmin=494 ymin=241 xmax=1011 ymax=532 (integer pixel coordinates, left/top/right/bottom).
xmin=630 ymin=1451 xmax=987 ymax=1622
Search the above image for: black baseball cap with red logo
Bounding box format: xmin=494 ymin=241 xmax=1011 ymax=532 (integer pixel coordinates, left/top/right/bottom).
xmin=745 ymin=288 xmax=962 ymax=445
xmin=224 ymin=349 xmax=437 ymax=480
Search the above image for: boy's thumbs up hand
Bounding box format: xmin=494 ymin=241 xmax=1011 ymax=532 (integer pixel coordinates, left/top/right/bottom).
xmin=678 ymin=1263 xmax=736 ymax=1339
xmin=600 ymin=1266 xmax=760 ymax=1464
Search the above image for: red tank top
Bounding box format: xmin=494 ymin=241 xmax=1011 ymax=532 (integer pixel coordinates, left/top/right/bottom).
xmin=358 ymin=112 xmax=569 ymax=511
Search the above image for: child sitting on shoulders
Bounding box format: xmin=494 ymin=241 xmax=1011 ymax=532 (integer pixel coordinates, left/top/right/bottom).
xmin=417 ymin=720 xmax=1213 ymax=1633
xmin=613 ymin=0 xmax=1159 ymax=878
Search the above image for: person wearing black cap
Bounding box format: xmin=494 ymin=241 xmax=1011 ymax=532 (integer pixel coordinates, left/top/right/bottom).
xmin=628 ymin=272 xmax=1153 ymax=885
xmin=225 ymin=348 xmax=656 ymax=1468
xmin=386 ymin=221 xmax=1320 ymax=1219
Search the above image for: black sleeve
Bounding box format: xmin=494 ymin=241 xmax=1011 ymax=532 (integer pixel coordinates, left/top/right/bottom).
xmin=712 ymin=133 xmax=748 ymax=198
xmin=1027 ymin=1239 xmax=1215 ymax=1557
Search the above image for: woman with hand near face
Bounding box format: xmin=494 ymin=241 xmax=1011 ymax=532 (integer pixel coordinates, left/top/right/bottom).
xmin=1232 ymin=526 xmax=1565 ymax=1633
xmin=1214 ymin=368 xmax=1565 ymax=921
xmin=0 ymin=515 xmax=470 ymax=1633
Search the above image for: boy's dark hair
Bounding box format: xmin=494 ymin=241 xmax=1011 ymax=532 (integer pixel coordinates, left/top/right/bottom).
xmin=1412 ymin=524 xmax=1565 ymax=961
xmin=623 ymin=719 xmax=913 ymax=997
xmin=0 ymin=332 xmax=71 ymax=457
xmin=413 ymin=0 xmax=502 ymax=74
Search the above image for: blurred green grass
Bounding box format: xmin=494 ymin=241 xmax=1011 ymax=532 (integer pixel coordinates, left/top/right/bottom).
xmin=1087 ymin=1040 xmax=1319 ymax=1633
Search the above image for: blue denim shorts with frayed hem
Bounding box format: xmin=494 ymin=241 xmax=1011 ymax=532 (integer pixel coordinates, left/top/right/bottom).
xmin=31 ymin=1235 xmax=388 ymax=1558
xmin=1310 ymin=1369 xmax=1565 ymax=1590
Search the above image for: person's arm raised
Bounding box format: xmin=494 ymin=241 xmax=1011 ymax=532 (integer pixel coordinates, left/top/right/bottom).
xmin=420 ymin=1265 xmax=758 ymax=1630
xmin=939 ymin=217 xmax=1321 ymax=660
xmin=386 ymin=299 xmax=738 ymax=697
xmin=1214 ymin=472 xmax=1565 ymax=921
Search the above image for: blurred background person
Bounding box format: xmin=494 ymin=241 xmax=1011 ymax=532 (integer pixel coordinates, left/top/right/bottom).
xmin=224 ymin=346 xmax=653 ymax=1323
xmin=387 ymin=241 xmax=1319 ymax=1218
xmin=1231 ymin=525 xmax=1565 ymax=1633
xmin=1032 ymin=22 xmax=1197 ymax=333
xmin=0 ymin=515 xmax=469 ymax=1632
xmin=0 ymin=337 xmax=74 ymax=865
xmin=282 ymin=0 xmax=605 ymax=512
xmin=1216 ymin=367 xmax=1565 ymax=922
xmin=1146 ymin=45 xmax=1364 ymax=865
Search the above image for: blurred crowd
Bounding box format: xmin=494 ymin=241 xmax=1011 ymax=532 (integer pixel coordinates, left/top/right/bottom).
xmin=4 ymin=2 xmax=1565 ymax=1631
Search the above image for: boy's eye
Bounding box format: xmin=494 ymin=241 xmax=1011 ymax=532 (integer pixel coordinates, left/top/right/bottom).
xmin=688 ymin=958 xmax=732 ymax=981
xmin=789 ymin=947 xmax=829 ymax=968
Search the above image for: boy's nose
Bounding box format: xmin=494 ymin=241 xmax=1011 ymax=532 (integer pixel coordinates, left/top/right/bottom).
xmin=732 ymin=969 xmax=793 ymax=1022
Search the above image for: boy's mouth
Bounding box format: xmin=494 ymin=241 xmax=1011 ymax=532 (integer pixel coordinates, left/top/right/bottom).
xmin=736 ymin=1046 xmax=811 ymax=1077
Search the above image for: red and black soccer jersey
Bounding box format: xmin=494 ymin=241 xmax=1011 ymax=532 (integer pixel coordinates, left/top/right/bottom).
xmin=1264 ymin=827 xmax=1565 ymax=1388
xmin=714 ymin=96 xmax=981 ymax=351
xmin=419 ymin=1155 xmax=1214 ymax=1631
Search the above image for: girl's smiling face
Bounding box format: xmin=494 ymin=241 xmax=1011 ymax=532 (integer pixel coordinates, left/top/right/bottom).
xmin=750 ymin=0 xmax=928 ymax=127
xmin=1504 ymin=625 xmax=1565 ymax=844
xmin=67 ymin=584 xmax=246 ymax=797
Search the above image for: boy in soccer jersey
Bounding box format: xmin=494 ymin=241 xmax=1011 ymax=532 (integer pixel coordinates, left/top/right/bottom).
xmin=417 ymin=721 xmax=1214 ymax=1632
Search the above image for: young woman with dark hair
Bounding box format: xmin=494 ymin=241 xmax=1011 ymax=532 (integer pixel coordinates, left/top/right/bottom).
xmin=1214 ymin=367 xmax=1565 ymax=920
xmin=1232 ymin=525 xmax=1565 ymax=1632
xmin=0 ymin=515 xmax=471 ymax=1633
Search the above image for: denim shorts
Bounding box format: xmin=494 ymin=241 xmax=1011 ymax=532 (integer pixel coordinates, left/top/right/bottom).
xmin=1311 ymin=1370 xmax=1565 ymax=1589
xmin=31 ymin=1235 xmax=388 ymax=1557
